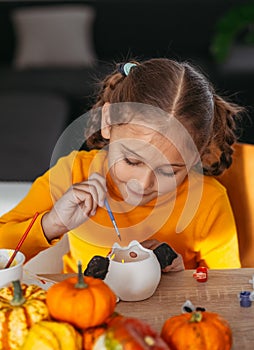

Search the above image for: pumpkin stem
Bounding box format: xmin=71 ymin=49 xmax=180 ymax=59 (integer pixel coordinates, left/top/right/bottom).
xmin=75 ymin=260 xmax=88 ymax=289
xmin=10 ymin=280 xmax=26 ymax=306
xmin=190 ymin=311 xmax=203 ymax=323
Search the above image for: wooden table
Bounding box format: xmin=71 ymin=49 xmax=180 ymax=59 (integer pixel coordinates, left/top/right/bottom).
xmin=42 ymin=268 xmax=254 ymax=350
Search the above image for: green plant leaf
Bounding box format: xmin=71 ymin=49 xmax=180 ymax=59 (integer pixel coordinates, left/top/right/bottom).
xmin=210 ymin=2 xmax=254 ymax=62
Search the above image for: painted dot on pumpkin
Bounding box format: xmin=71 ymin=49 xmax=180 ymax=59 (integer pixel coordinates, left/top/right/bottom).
xmin=129 ymin=251 xmax=137 ymax=258
xmin=144 ymin=336 xmax=155 ymax=346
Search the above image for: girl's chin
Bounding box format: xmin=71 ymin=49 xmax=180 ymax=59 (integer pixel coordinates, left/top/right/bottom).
xmin=125 ymin=197 xmax=143 ymax=206
xmin=123 ymin=192 xmax=155 ymax=206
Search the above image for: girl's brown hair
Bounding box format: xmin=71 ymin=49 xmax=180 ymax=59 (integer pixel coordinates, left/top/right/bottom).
xmin=84 ymin=58 xmax=244 ymax=176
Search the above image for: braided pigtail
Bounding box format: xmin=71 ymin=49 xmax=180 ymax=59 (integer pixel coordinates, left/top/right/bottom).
xmin=84 ymin=69 xmax=125 ymax=149
xmin=201 ymin=93 xmax=244 ymax=176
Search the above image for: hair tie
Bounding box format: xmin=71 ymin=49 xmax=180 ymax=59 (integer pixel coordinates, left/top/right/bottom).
xmin=118 ymin=62 xmax=137 ymax=76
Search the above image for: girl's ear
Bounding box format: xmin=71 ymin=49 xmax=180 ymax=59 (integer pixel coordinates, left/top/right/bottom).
xmin=101 ymin=103 xmax=111 ymax=139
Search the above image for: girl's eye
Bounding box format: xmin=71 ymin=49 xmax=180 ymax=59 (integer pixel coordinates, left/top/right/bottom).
xmin=156 ymin=168 xmax=176 ymax=177
xmin=124 ymin=158 xmax=141 ymax=166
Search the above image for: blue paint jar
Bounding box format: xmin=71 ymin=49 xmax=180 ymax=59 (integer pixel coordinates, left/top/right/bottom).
xmin=239 ymin=291 xmax=252 ymax=307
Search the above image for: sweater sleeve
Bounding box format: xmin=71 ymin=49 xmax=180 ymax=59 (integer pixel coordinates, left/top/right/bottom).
xmin=0 ymin=151 xmax=78 ymax=261
xmin=196 ymin=190 xmax=241 ymax=268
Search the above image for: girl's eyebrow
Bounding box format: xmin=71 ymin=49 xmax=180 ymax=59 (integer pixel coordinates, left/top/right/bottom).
xmin=121 ymin=144 xmax=145 ymax=159
xmin=121 ymin=145 xmax=186 ymax=168
xmin=164 ymin=163 xmax=186 ymax=168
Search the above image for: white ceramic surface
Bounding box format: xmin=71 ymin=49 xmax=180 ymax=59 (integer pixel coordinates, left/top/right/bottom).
xmin=104 ymin=240 xmax=161 ymax=301
xmin=0 ymin=249 xmax=25 ymax=288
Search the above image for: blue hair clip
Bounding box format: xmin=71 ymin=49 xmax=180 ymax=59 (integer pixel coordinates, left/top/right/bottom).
xmin=118 ymin=62 xmax=137 ymax=76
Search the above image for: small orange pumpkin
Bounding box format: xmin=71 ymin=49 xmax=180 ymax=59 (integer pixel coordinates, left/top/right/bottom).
xmin=46 ymin=261 xmax=117 ymax=329
xmin=161 ymin=311 xmax=232 ymax=350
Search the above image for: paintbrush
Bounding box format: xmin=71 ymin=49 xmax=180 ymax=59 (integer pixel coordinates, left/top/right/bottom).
xmin=104 ymin=198 xmax=121 ymax=241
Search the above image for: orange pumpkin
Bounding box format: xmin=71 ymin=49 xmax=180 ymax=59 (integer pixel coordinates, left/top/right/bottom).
xmin=93 ymin=315 xmax=170 ymax=349
xmin=46 ymin=262 xmax=117 ymax=329
xmin=161 ymin=311 xmax=232 ymax=350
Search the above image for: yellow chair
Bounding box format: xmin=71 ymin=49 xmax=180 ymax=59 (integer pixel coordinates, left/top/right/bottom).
xmin=217 ymin=143 xmax=254 ymax=267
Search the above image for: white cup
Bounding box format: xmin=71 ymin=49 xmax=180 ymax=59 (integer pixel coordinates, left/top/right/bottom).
xmin=0 ymin=249 xmax=25 ymax=288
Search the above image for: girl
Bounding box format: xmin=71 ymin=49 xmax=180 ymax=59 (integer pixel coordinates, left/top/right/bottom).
xmin=0 ymin=58 xmax=244 ymax=272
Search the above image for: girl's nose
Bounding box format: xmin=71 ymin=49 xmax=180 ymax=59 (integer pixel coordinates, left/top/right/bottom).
xmin=138 ymin=168 xmax=155 ymax=191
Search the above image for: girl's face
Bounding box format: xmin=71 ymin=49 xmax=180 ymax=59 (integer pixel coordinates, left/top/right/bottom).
xmin=102 ymin=121 xmax=195 ymax=206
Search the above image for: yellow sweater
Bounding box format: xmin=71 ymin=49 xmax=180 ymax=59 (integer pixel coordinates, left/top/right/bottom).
xmin=0 ymin=150 xmax=241 ymax=271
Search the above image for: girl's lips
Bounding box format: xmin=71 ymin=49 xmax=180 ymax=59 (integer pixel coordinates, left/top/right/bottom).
xmin=126 ymin=185 xmax=152 ymax=197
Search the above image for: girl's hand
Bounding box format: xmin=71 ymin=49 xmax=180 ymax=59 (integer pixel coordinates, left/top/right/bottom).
xmin=141 ymin=239 xmax=185 ymax=272
xmin=161 ymin=254 xmax=184 ymax=272
xmin=42 ymin=173 xmax=107 ymax=241
xmin=141 ymin=239 xmax=162 ymax=250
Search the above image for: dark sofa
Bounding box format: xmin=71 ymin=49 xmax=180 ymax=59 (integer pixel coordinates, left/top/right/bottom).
xmin=0 ymin=0 xmax=253 ymax=181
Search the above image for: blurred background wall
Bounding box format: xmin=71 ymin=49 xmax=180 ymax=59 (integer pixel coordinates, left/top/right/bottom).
xmin=0 ymin=0 xmax=254 ymax=181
